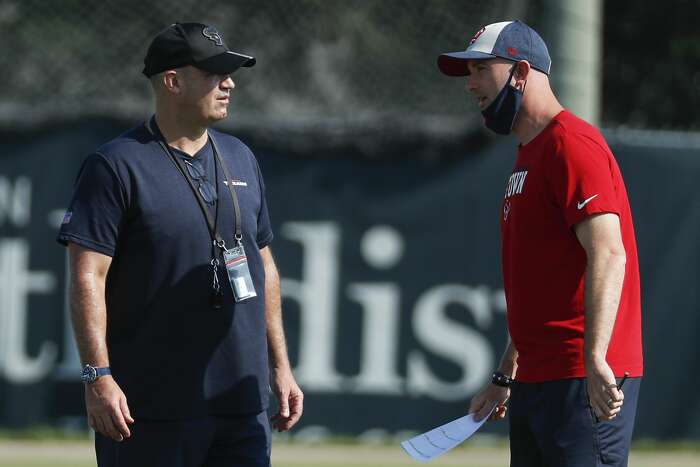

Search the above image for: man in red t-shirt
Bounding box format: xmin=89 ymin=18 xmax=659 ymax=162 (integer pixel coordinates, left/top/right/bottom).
xmin=438 ymin=21 xmax=642 ymax=467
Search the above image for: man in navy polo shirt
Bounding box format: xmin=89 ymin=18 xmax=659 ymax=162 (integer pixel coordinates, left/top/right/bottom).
xmin=58 ymin=23 xmax=303 ymax=467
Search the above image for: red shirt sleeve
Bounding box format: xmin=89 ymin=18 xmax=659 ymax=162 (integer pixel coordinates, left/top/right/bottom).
xmin=547 ymin=131 xmax=621 ymax=228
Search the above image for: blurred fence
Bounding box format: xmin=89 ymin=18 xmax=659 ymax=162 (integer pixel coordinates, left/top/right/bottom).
xmin=1 ymin=1 xmax=699 ymax=134
xmin=0 ymin=0 xmax=531 ymax=136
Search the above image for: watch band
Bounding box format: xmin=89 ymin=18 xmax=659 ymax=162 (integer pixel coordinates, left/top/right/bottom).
xmin=95 ymin=367 xmax=111 ymax=378
xmin=491 ymin=371 xmax=514 ymax=388
xmin=81 ymin=364 xmax=111 ymax=384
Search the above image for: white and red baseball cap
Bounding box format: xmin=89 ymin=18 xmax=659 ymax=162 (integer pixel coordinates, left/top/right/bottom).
xmin=438 ymin=20 xmax=551 ymax=76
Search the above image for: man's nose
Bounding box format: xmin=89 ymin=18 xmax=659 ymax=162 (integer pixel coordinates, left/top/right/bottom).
xmin=221 ymin=76 xmax=235 ymax=90
xmin=465 ymin=75 xmax=477 ymax=93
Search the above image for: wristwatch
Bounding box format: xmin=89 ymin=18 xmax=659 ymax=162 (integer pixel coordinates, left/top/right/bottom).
xmin=81 ymin=364 xmax=111 ymax=384
xmin=491 ymin=371 xmax=514 ymax=388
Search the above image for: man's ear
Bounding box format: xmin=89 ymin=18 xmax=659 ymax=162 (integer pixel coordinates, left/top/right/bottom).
xmin=513 ymin=60 xmax=531 ymax=90
xmin=162 ymin=70 xmax=182 ymax=95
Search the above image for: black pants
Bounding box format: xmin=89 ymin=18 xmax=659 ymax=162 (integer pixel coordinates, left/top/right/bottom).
xmin=95 ymin=411 xmax=271 ymax=467
xmin=509 ymin=378 xmax=641 ymax=467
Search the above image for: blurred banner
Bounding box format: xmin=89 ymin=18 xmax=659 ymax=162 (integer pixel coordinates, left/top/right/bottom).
xmin=0 ymin=120 xmax=699 ymax=441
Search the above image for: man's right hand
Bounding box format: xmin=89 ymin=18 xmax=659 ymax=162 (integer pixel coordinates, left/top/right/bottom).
xmin=85 ymin=376 xmax=134 ymax=442
xmin=469 ymin=383 xmax=510 ymax=422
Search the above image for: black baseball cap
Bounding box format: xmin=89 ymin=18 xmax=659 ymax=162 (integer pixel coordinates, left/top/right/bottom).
xmin=143 ymin=22 xmax=256 ymax=78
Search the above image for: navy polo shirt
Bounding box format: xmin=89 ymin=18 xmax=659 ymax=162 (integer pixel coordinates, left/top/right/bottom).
xmin=58 ymin=121 xmax=273 ymax=419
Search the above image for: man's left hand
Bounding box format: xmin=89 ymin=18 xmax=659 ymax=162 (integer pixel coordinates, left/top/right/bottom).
xmin=270 ymin=367 xmax=304 ymax=431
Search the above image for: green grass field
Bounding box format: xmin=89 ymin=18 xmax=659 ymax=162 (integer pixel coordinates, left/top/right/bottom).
xmin=0 ymin=440 xmax=698 ymax=467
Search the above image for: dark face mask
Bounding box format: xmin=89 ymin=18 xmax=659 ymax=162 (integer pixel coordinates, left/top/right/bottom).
xmin=481 ymin=66 xmax=524 ymax=135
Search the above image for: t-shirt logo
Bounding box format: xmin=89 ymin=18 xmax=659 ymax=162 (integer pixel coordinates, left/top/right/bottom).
xmin=202 ymin=27 xmax=223 ymax=46
xmin=503 ymin=200 xmax=512 ymax=221
xmin=504 ymin=170 xmax=528 ymax=199
xmin=223 ymin=179 xmax=247 ymax=187
xmin=577 ymin=194 xmax=598 ymax=209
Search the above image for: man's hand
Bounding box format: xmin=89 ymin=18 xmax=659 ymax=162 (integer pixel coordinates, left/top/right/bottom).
xmin=469 ymin=384 xmax=510 ymax=422
xmin=270 ymin=367 xmax=304 ymax=432
xmin=586 ymin=358 xmax=624 ymax=421
xmin=85 ymin=376 xmax=134 ymax=441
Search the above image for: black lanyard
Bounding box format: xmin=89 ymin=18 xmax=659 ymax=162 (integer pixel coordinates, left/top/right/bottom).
xmin=145 ymin=116 xmax=243 ymax=251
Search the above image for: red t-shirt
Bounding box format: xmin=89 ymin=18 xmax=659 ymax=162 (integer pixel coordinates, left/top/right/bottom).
xmin=501 ymin=110 xmax=643 ymax=382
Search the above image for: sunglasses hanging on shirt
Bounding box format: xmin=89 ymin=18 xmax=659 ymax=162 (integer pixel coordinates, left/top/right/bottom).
xmin=183 ymin=159 xmax=218 ymax=205
xmin=145 ymin=116 xmax=257 ymax=307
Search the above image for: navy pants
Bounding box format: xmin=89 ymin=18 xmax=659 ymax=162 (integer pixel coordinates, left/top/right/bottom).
xmin=509 ymin=378 xmax=640 ymax=467
xmin=95 ymin=411 xmax=271 ymax=467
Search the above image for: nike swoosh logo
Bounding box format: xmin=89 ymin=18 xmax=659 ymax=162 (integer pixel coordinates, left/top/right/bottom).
xmin=577 ymin=194 xmax=599 ymax=210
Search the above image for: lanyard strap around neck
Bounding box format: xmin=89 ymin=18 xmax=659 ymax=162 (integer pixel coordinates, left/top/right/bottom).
xmin=209 ymin=136 xmax=243 ymax=242
xmin=146 ymin=116 xmax=242 ymax=249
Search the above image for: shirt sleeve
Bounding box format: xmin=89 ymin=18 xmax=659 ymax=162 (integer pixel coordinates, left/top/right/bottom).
xmin=56 ymin=153 xmax=127 ymax=256
xmin=547 ymin=132 xmax=621 ymax=228
xmin=253 ymin=158 xmax=274 ymax=249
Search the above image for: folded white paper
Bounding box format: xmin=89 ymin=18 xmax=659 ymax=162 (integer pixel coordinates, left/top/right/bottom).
xmin=400 ymin=408 xmax=495 ymax=462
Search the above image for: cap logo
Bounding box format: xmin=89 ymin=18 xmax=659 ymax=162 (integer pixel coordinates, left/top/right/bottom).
xmin=470 ymin=26 xmax=486 ymax=45
xmin=202 ymin=26 xmax=223 ymax=46
xmin=507 ymin=47 xmax=519 ymax=57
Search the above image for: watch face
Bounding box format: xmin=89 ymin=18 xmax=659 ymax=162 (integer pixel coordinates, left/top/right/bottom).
xmin=81 ymin=365 xmax=97 ymax=383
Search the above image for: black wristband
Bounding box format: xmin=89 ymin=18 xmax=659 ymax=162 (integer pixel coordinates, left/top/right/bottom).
xmin=491 ymin=371 xmax=514 ymax=388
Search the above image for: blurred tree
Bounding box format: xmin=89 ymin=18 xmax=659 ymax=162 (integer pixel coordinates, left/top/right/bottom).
xmin=602 ymin=0 xmax=700 ymax=129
